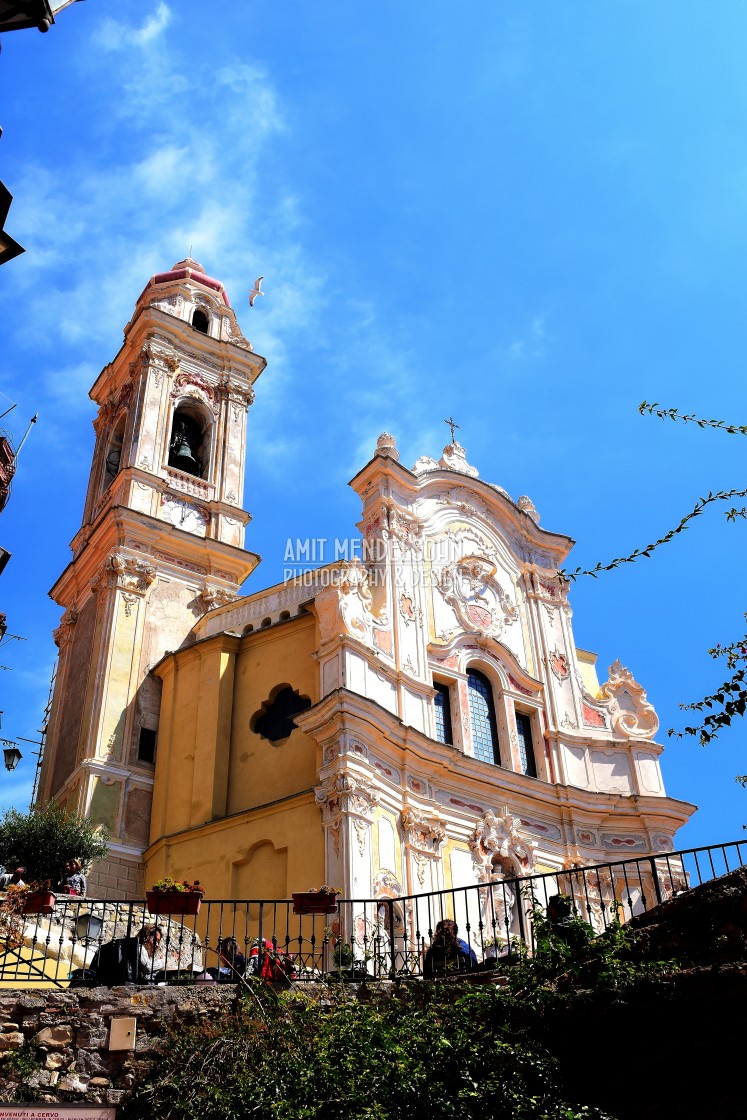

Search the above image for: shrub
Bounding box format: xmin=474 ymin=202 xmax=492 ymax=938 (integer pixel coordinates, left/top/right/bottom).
xmin=0 ymin=802 xmax=109 ymax=885
xmin=123 ymin=983 xmax=616 ymax=1120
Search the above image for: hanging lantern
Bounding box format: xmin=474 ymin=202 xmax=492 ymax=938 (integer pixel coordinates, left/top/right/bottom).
xmin=3 ymin=745 xmax=21 ymax=771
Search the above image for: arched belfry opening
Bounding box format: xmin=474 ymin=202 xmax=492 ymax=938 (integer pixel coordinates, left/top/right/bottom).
xmin=168 ymin=403 xmax=210 ymax=479
xmin=103 ymin=413 xmax=126 ymax=489
xmin=192 ymin=308 xmax=210 ymax=334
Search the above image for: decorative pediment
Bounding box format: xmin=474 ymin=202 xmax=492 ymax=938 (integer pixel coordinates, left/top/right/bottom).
xmin=468 ymin=806 xmax=536 ymax=879
xmin=600 ymin=660 xmax=658 ymax=739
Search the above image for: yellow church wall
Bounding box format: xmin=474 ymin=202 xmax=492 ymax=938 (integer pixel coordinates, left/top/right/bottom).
xmin=148 ymin=614 xmax=323 ymax=905
xmin=149 ymin=647 xmax=201 ymax=839
xmin=225 ymin=615 xmax=319 ymax=815
xmin=144 ymin=793 xmax=324 ymax=902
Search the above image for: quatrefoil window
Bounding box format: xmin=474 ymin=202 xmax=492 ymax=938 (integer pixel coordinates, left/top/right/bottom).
xmin=251 ymin=685 xmax=311 ymax=743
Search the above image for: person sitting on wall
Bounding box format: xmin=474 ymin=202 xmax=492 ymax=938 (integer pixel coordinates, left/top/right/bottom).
xmin=248 ymin=938 xmax=296 ymax=982
xmin=86 ymin=924 xmax=166 ymax=985
xmin=423 ymin=919 xmax=478 ymax=978
xmin=58 ymin=859 xmax=87 ymax=897
xmin=0 ymin=867 xmax=26 ymax=889
xmin=208 ymin=936 xmax=247 ymax=983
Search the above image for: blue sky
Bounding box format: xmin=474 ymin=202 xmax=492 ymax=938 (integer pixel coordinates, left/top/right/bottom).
xmin=0 ymin=1 xmax=745 ymax=851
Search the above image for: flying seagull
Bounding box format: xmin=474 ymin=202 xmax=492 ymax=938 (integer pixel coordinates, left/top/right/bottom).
xmin=249 ymin=277 xmax=264 ymax=307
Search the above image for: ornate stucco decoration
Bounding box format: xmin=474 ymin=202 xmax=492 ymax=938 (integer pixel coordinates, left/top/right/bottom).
xmin=314 ymin=772 xmax=381 ymax=822
xmin=600 ymin=659 xmax=659 ymax=739
xmin=549 ymin=648 xmax=570 ymax=681
xmin=92 ymin=369 xmax=139 ymax=434
xmin=435 ymin=554 xmax=517 ymax=639
xmin=468 ymin=807 xmax=536 ymax=880
xmin=315 ymin=559 xmax=390 ymax=651
xmin=373 ymin=869 xmax=403 ymax=897
xmin=52 ymin=606 xmax=78 ymax=649
xmin=360 ymin=495 xmax=422 ymax=551
xmin=91 ymin=554 xmax=157 ymax=599
xmin=412 ymin=454 xmax=440 ymax=475
xmin=438 ymin=440 xmax=479 ymax=478
xmin=385 ymin=500 xmax=424 ymax=552
xmin=144 ymin=341 xmax=179 ymax=376
xmin=218 ymin=376 xmax=255 ymax=419
xmin=400 ymin=808 xmax=446 ymax=854
xmin=170 ymin=371 xmax=219 ymax=418
xmin=517 ymin=495 xmax=540 ymax=524
xmin=200 ymin=583 xmax=237 ymax=611
xmin=374 ymin=432 xmax=399 ymax=460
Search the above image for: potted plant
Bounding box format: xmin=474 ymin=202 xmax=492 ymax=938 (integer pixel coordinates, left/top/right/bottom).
xmin=331 ymin=939 xmax=368 ymax=981
xmin=292 ymin=885 xmax=341 ymax=915
xmin=16 ymin=881 xmax=57 ymax=915
xmin=484 ymin=935 xmax=505 ymax=962
xmin=146 ymin=877 xmax=203 ymax=916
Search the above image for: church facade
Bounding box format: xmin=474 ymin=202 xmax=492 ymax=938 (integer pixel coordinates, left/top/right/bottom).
xmin=38 ymin=262 xmax=695 ymax=907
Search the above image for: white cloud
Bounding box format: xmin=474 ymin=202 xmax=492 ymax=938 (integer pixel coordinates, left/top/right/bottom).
xmin=94 ymin=1 xmax=172 ymax=51
xmin=134 ymin=145 xmax=190 ymax=194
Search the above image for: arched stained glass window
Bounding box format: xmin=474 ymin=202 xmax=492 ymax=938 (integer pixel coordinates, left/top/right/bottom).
xmin=467 ymin=669 xmax=500 ymax=766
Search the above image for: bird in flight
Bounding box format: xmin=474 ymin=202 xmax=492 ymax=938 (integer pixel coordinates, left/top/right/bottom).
xmin=249 ymin=277 xmax=264 ymax=307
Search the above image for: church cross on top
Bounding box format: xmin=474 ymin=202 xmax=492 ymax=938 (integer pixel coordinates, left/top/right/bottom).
xmin=444 ymin=416 xmax=460 ymax=443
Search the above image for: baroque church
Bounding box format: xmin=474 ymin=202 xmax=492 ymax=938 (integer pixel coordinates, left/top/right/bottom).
xmin=37 ymin=261 xmax=694 ymax=905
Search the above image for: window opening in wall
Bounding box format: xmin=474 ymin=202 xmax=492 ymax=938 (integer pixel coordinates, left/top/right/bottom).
xmin=433 ymin=681 xmax=453 ymax=745
xmin=168 ymin=410 xmax=204 ymax=478
xmin=515 ymin=712 xmax=537 ymax=778
xmin=467 ymin=669 xmax=500 ymax=766
xmin=251 ymin=686 xmax=311 ymax=743
xmin=104 ymin=416 xmax=125 ymax=487
xmin=192 ymin=309 xmax=209 ymax=334
xmin=138 ymin=727 xmax=156 ymax=764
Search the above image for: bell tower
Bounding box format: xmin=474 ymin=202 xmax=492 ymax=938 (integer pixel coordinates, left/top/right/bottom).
xmin=38 ymin=259 xmax=264 ymax=896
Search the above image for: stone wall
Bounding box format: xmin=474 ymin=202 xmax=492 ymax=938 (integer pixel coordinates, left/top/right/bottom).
xmin=0 ymin=983 xmax=241 ymax=1106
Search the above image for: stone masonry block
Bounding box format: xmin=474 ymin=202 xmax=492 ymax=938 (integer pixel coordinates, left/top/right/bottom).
xmin=33 ymin=1025 xmax=74 ymax=1049
xmin=0 ymin=1032 xmax=25 ymax=1050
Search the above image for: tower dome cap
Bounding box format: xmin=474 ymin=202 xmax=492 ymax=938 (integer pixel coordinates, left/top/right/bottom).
xmin=145 ymin=257 xmax=231 ymax=307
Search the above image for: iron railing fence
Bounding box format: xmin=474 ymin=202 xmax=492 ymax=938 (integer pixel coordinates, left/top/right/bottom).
xmin=1 ymin=838 xmax=744 ymax=989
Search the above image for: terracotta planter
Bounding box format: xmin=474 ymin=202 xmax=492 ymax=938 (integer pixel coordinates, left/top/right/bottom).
xmin=22 ymin=890 xmax=56 ymax=915
xmin=146 ymin=890 xmax=202 ymax=916
xmin=292 ymin=892 xmax=338 ymax=916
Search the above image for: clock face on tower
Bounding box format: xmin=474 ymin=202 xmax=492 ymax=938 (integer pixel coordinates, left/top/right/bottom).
xmin=162 ymin=496 xmax=208 ymax=536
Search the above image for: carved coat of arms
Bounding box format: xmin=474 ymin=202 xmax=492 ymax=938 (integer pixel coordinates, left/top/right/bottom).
xmin=435 ymin=554 xmax=517 ymax=639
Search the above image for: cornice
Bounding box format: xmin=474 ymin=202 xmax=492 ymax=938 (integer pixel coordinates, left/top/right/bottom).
xmin=50 ymin=505 xmax=260 ymax=607
xmin=294 ymin=687 xmax=696 ymax=829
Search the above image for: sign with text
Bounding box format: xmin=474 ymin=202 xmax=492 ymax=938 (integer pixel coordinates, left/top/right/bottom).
xmin=0 ymin=1110 xmax=115 ymax=1120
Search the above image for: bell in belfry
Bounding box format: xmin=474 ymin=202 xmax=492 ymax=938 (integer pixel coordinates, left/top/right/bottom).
xmin=169 ymin=416 xmax=201 ymax=476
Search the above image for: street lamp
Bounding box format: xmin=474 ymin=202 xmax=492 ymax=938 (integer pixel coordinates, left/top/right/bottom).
xmin=75 ymin=912 xmax=104 ymax=943
xmin=2 ymin=743 xmax=22 ymax=770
